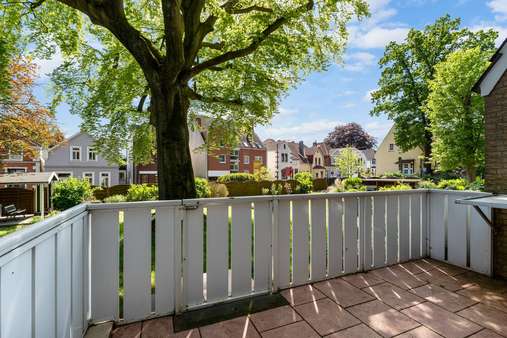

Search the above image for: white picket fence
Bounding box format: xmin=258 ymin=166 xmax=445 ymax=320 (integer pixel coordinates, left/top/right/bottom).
xmin=0 ymin=189 xmax=492 ymax=337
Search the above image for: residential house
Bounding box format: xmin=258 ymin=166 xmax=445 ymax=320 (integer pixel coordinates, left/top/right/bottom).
xmin=263 ymin=139 xmax=310 ymax=180
xmin=45 ymin=131 xmax=124 ymax=187
xmin=375 ymin=125 xmax=423 ymax=176
xmin=208 ymin=133 xmax=266 ymax=179
xmin=305 ymin=142 xmax=332 ymax=179
xmin=328 ymin=147 xmax=376 ymax=178
xmin=0 ymin=149 xmax=44 ymax=174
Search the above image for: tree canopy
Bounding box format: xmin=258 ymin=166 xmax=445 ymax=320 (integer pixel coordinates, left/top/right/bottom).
xmin=426 ymin=47 xmax=491 ymax=181
xmin=335 ymin=147 xmax=362 ymax=178
xmin=1 ymin=0 xmax=369 ymax=198
xmin=370 ymin=15 xmax=497 ymax=173
xmin=324 ymin=122 xmax=376 ymax=149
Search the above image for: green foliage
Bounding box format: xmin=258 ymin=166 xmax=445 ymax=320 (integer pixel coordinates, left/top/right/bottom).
xmin=253 ymin=166 xmax=271 ymax=182
xmin=437 ymin=179 xmax=467 ymax=191
xmin=103 ymin=194 xmax=127 ymax=203
xmin=342 ymin=177 xmax=367 ymax=192
xmin=269 ymin=183 xmax=284 ymax=195
xmin=417 ymin=180 xmax=438 ymax=189
xmin=379 ymin=184 xmax=412 ymax=191
xmin=209 ymin=182 xmax=229 ymax=197
xmin=217 ymin=173 xmax=256 ymax=184
xmin=126 ymin=184 xmax=158 ymax=201
xmin=467 ymin=177 xmax=485 ymax=192
xmin=371 ymin=15 xmax=497 ymax=162
xmin=294 ymin=172 xmax=313 ymax=194
xmin=52 ymin=178 xmax=94 ymax=210
xmin=336 ymin=147 xmax=363 ymax=178
xmin=427 ymin=47 xmax=491 ymax=181
xmin=195 ymin=178 xmax=212 ymax=198
xmin=380 ymin=171 xmax=405 ymax=179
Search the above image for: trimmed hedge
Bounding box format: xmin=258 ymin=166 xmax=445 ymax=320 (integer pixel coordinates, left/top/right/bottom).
xmin=93 ymin=184 xmax=131 ymax=200
xmin=224 ymin=178 xmax=328 ymax=197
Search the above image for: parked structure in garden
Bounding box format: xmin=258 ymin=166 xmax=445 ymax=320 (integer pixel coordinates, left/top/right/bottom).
xmin=375 ymin=126 xmax=425 ymax=176
xmin=44 ymin=131 xmax=124 ymax=187
xmin=263 ymin=139 xmax=310 ymax=179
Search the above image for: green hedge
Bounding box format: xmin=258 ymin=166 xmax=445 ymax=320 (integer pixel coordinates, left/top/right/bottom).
xmin=224 ymin=178 xmax=328 ymax=196
xmin=93 ymin=184 xmax=131 ymax=200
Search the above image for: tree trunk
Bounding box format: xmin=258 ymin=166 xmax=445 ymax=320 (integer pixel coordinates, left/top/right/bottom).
xmin=422 ymin=131 xmax=433 ymax=176
xmin=150 ymin=84 xmax=196 ymax=200
xmin=465 ymin=165 xmax=476 ymax=182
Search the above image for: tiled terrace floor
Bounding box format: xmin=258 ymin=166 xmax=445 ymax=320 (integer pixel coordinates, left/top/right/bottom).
xmin=110 ymin=259 xmax=507 ymax=338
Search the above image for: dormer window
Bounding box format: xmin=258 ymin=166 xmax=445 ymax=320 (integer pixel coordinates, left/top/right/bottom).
xmin=71 ymin=146 xmax=81 ymax=161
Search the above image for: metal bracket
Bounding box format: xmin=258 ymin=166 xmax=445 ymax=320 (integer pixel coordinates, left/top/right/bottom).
xmin=472 ymin=205 xmax=494 ymax=229
xmin=181 ymin=202 xmax=199 ymax=210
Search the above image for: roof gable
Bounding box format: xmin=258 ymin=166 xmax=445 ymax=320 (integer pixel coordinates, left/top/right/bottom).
xmin=474 ymin=39 xmax=507 ymax=96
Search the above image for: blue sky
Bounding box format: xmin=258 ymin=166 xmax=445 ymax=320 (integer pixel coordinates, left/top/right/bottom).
xmin=33 ymin=0 xmax=507 ymax=145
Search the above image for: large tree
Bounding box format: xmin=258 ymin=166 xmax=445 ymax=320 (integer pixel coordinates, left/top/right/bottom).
xmin=0 ymin=57 xmax=64 ymax=156
xmin=426 ymin=48 xmax=491 ymax=181
xmin=370 ymin=15 xmax=497 ymax=174
xmin=324 ymin=122 xmax=376 ymax=149
xmin=2 ymin=0 xmax=368 ymax=199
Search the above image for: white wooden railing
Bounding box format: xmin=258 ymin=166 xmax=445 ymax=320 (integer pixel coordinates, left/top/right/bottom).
xmin=0 ymin=189 xmax=492 ymax=337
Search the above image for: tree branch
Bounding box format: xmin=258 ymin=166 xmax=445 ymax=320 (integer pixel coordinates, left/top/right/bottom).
xmin=228 ymin=5 xmax=273 ymax=14
xmin=202 ymin=42 xmax=225 ymax=50
xmin=184 ymin=87 xmax=243 ymax=107
xmin=191 ymin=0 xmax=314 ymax=77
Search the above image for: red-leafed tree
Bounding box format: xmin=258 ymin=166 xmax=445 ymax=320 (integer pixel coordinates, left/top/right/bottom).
xmin=324 ymin=122 xmax=376 ymax=150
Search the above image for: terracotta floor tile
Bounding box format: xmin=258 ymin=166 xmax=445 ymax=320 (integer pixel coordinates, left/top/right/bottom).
xmin=249 ymin=305 xmax=301 ymax=332
xmin=342 ymin=272 xmax=385 ymax=289
xmin=142 ymin=317 xmax=200 ymax=338
xmin=294 ymin=298 xmax=360 ymax=336
xmin=457 ymin=285 xmax=507 ymax=312
xmin=371 ymin=266 xmax=427 ymax=290
xmin=458 ymin=303 xmax=507 ymax=336
xmin=313 ymin=278 xmax=375 ymax=307
xmin=430 ymin=262 xmax=468 ymax=277
xmin=111 ymin=323 xmax=142 ymax=338
xmin=347 ymin=300 xmax=419 ymax=337
xmin=395 ymin=326 xmax=443 ymax=338
xmin=200 ymin=316 xmax=259 ymax=338
xmin=261 ymin=321 xmax=319 ymax=338
xmin=399 ymin=260 xmax=439 ymax=274
xmin=428 ymin=273 xmax=478 ymax=292
xmin=410 ymin=284 xmax=478 ymax=312
xmin=325 ymin=324 xmax=382 ymax=338
xmin=363 ymin=283 xmax=424 ymax=310
xmin=401 ymin=302 xmax=482 ymax=338
xmin=415 ymin=269 xmax=454 ymax=282
xmin=468 ymin=329 xmax=505 ymax=338
xmin=280 ymin=285 xmax=326 ymax=306
xmin=461 ymin=272 xmax=507 ymax=292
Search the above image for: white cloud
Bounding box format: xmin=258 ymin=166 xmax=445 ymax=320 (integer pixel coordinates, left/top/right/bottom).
xmin=34 ymin=49 xmax=63 ymax=81
xmin=336 ymin=90 xmax=356 ymax=96
xmin=257 ymin=119 xmax=341 ymax=144
xmin=488 ymin=0 xmax=507 ymax=21
xmin=350 ymin=26 xmax=409 ymax=49
xmin=363 ymin=89 xmax=377 ymax=102
xmin=342 ymin=102 xmax=357 ymax=109
xmin=365 ymin=121 xmax=393 ymax=141
xmin=342 ymin=51 xmax=377 ymax=71
xmin=470 ymin=23 xmax=507 ymax=46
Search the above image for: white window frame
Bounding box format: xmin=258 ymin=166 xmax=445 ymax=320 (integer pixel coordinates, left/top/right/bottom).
xmin=388 ymin=144 xmax=395 ymax=152
xmin=7 ymin=151 xmax=23 ymax=161
xmin=99 ymin=171 xmax=111 ymax=187
xmin=82 ymin=172 xmax=95 ymax=185
xmin=70 ymin=146 xmax=82 ymax=161
xmin=87 ymin=146 xmax=97 ymax=161
xmin=218 ymin=154 xmax=226 ymax=164
xmin=244 ymin=155 xmax=250 ymax=164
xmin=255 ymin=155 xmax=263 ymax=163
xmin=4 ymin=167 xmax=27 ymax=173
xmin=56 ymin=171 xmax=73 ymax=180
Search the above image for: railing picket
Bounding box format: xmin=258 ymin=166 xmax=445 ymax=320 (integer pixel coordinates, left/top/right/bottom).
xmin=362 ymin=197 xmax=373 ymax=270
xmin=469 ymin=205 xmax=492 ymax=275
xmin=429 ymin=193 xmax=446 ymax=260
xmin=292 ymin=199 xmax=310 ymax=285
xmin=373 ymin=195 xmax=386 ymax=267
xmin=71 ymin=217 xmax=84 ymax=337
xmin=35 ymin=236 xmax=56 ymax=338
xmin=343 ymin=197 xmax=358 ymax=274
xmin=399 ymin=196 xmax=410 ymax=262
xmin=311 ymin=199 xmax=326 ymax=281
xmin=447 ymin=193 xmax=468 ymax=267
xmin=155 ymin=207 xmax=175 ymax=315
xmin=184 ymin=206 xmax=204 ymax=307
xmin=328 ymin=198 xmax=343 ymax=277
xmin=254 ymin=201 xmax=272 ymax=292
xmin=277 ymin=200 xmax=291 ymax=288
xmin=410 ymin=194 xmax=422 ymax=259
xmin=386 ymin=195 xmax=398 ymax=265
xmin=232 ymin=203 xmax=253 ymax=296
xmin=206 ymin=205 xmax=229 ymax=302
xmin=57 ymin=226 xmax=72 ymax=338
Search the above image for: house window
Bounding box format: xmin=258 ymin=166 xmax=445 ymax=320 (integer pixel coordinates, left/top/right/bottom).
xmin=7 ymin=151 xmax=23 ymax=161
xmin=71 ymin=146 xmax=81 ymax=160
xmin=119 ymin=171 xmax=126 ymax=184
xmin=389 ymin=144 xmax=394 ymax=152
xmin=402 ymin=163 xmax=414 ymax=175
xmin=218 ymin=155 xmax=226 ymax=163
xmin=56 ymin=172 xmax=73 ymax=180
xmin=230 ymin=162 xmax=239 ymax=172
xmin=100 ymin=172 xmax=111 ymax=187
xmin=281 ymin=153 xmax=288 ymax=162
xmin=255 ymin=156 xmax=263 ymax=163
xmin=87 ymin=147 xmax=97 ymax=161
xmin=244 ymin=155 xmax=250 ymax=164
xmin=83 ymin=172 xmax=94 ymax=185
xmin=5 ymin=168 xmax=26 ymax=174
xmin=372 ymin=159 xmax=376 ymax=165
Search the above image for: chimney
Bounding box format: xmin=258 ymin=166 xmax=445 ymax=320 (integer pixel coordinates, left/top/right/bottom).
xmin=298 ymin=141 xmax=305 ymax=156
xmin=313 ymin=141 xmax=318 ymax=147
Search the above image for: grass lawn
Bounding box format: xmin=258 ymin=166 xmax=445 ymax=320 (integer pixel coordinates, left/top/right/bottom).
xmin=0 ymin=211 xmax=59 ymax=238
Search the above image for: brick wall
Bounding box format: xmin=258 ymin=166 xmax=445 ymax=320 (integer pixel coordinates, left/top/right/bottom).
xmin=484 ymin=70 xmax=507 ymax=278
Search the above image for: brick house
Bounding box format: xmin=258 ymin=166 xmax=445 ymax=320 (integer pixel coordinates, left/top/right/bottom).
xmin=474 ymin=38 xmax=507 ymax=278
xmin=208 ymin=133 xmax=266 ymax=179
xmin=0 ymin=150 xmax=42 ymax=174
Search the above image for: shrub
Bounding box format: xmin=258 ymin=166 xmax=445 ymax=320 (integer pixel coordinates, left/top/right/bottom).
xmin=52 ymin=177 xmax=94 ymax=210
xmin=417 ymin=180 xmax=438 ymax=189
xmin=343 ymin=177 xmax=366 ymax=192
xmin=294 ymin=172 xmax=313 ymax=194
xmin=466 ymin=177 xmax=485 ymax=191
xmin=209 ymin=182 xmax=229 ymax=197
xmin=270 ymin=183 xmax=283 ymax=195
xmin=381 ymin=171 xmax=405 ymax=179
xmin=126 ymin=184 xmax=158 ymax=201
xmin=103 ymin=194 xmax=127 ymax=203
xmin=379 ymin=184 xmax=413 ymax=191
xmin=217 ymin=173 xmax=255 ymax=184
xmin=437 ymin=178 xmax=467 ymax=190
xmin=195 ymin=178 xmax=212 ymax=198
xmin=253 ymin=166 xmax=271 ymax=182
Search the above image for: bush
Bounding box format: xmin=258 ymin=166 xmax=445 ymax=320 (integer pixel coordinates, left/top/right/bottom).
xmin=417 ymin=180 xmax=438 ymax=189
xmin=126 ymin=184 xmax=158 ymax=201
xmin=381 ymin=171 xmax=405 ymax=179
xmin=217 ymin=173 xmax=255 ymax=184
xmin=253 ymin=166 xmax=271 ymax=182
xmin=103 ymin=194 xmax=127 ymax=203
xmin=379 ymin=184 xmax=413 ymax=191
xmin=343 ymin=177 xmax=366 ymax=192
xmin=209 ymin=182 xmax=229 ymax=197
xmin=466 ymin=177 xmax=485 ymax=191
xmin=195 ymin=178 xmax=212 ymax=198
xmin=437 ymin=178 xmax=467 ymax=190
xmin=294 ymin=172 xmax=313 ymax=194
xmin=52 ymin=177 xmax=94 ymax=210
